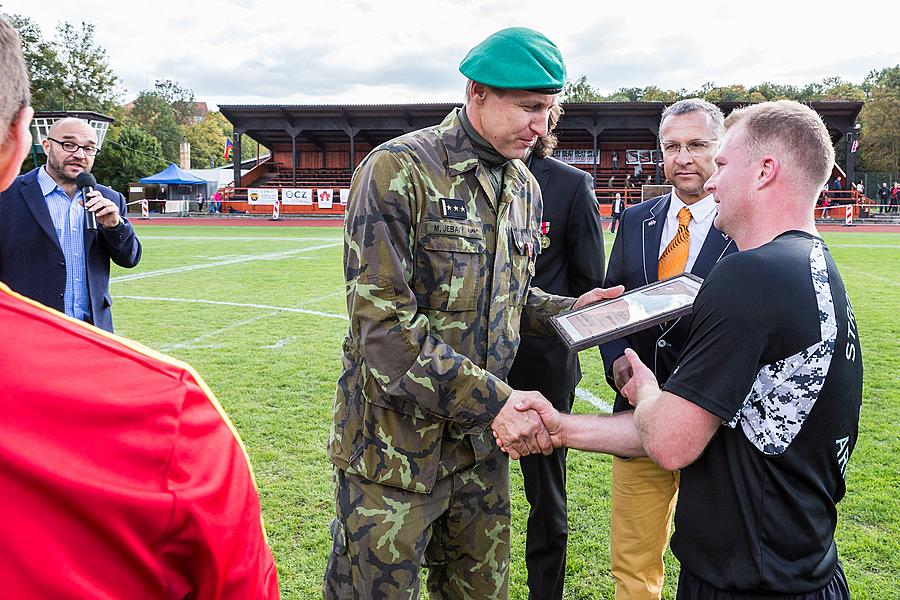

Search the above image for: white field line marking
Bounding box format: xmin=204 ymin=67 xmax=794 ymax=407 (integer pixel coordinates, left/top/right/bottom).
xmin=264 ymin=337 xmax=296 ymax=349
xmin=114 ymin=295 xmax=349 ymax=320
xmin=137 ymin=235 xmax=342 ymax=242
xmin=160 ymin=311 xmax=280 ymax=352
xmin=574 ymin=386 xmax=613 ymax=414
xmin=829 ymin=243 xmax=900 ymax=249
xmin=111 ymin=242 xmax=340 ymax=283
xmin=841 ymin=266 xmax=900 ymax=287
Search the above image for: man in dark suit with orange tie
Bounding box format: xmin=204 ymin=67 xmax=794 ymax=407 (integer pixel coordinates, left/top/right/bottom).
xmin=600 ymin=98 xmax=736 ymax=600
xmin=508 ymin=105 xmax=606 ymax=600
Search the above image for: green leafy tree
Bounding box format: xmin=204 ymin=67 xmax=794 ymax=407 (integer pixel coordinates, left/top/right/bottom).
xmin=92 ymin=126 xmax=167 ymax=194
xmin=154 ymin=79 xmax=196 ymax=125
xmin=183 ymin=113 xmax=229 ymax=168
xmin=5 ymin=13 xmax=121 ymax=112
xmin=5 ymin=14 xmax=65 ymax=110
xmin=857 ymin=66 xmax=900 ymax=172
xmin=562 ymin=75 xmax=604 ymax=102
xmin=53 ymin=22 xmax=121 ymax=112
xmin=125 ymin=92 xmax=182 ymax=163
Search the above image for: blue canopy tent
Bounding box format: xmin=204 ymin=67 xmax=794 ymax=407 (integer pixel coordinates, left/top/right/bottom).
xmin=140 ymin=164 xmax=208 ymax=214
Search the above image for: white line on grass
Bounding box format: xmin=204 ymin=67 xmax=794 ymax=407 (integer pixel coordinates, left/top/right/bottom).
xmin=828 ymin=243 xmax=900 ymax=249
xmin=160 ymin=311 xmax=281 ymax=352
xmin=114 ymin=295 xmax=349 ymax=320
xmin=841 ymin=266 xmax=900 ymax=287
xmin=110 ymin=242 xmax=340 ymax=283
xmin=264 ymin=337 xmax=297 ymax=349
xmin=574 ymin=387 xmax=613 ymax=413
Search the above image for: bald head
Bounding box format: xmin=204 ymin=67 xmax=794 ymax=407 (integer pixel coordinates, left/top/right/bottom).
xmin=48 ymin=118 xmax=97 ymax=142
xmin=42 ymin=118 xmax=98 ymax=186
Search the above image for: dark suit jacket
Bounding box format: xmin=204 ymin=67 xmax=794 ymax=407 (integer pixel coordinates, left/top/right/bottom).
xmin=600 ymin=193 xmax=736 ymax=412
xmin=508 ymin=156 xmax=606 ymax=403
xmin=0 ymin=168 xmax=142 ymax=332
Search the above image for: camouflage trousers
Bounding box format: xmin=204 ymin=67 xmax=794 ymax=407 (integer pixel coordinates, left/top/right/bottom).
xmin=323 ymin=452 xmax=510 ymax=599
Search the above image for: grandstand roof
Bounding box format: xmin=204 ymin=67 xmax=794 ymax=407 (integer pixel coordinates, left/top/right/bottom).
xmin=219 ymin=101 xmax=862 ymax=148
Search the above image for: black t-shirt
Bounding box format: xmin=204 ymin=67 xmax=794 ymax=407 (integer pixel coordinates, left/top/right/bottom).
xmin=664 ymin=231 xmax=863 ymax=594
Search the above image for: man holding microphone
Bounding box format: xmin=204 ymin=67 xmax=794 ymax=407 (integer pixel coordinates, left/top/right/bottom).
xmin=0 ymin=116 xmax=141 ymax=332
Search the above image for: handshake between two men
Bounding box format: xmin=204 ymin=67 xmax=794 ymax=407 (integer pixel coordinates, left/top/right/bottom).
xmin=490 ymin=284 xmax=660 ymax=461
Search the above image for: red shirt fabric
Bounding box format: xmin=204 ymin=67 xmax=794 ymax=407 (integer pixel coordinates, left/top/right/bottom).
xmin=0 ymin=284 xmax=279 ymax=599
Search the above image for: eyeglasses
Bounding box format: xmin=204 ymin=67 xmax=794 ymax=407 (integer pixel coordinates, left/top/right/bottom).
xmin=661 ymin=140 xmax=716 ymax=158
xmin=47 ymin=137 xmax=99 ymax=156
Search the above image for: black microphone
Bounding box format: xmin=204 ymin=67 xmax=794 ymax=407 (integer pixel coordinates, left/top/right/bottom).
xmin=76 ymin=172 xmax=98 ymax=231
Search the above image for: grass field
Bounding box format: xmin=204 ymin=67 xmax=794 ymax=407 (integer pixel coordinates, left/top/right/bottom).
xmin=112 ymin=224 xmax=899 ymax=599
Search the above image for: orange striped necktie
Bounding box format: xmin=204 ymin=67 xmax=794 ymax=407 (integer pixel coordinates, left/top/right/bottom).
xmin=658 ymin=207 xmax=692 ymax=279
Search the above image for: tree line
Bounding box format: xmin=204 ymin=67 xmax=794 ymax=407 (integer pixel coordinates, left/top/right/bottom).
xmin=5 ymin=12 xmax=259 ymax=193
xmin=563 ymin=69 xmax=899 ymax=174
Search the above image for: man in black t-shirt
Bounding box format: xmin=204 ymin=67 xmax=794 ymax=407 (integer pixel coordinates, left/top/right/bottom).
xmin=497 ymin=100 xmax=863 ymax=599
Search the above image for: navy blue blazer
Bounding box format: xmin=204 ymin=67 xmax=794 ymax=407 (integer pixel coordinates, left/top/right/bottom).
xmin=0 ymin=168 xmax=142 ymax=332
xmin=600 ymin=193 xmax=736 ymax=412
xmin=508 ymin=156 xmax=606 ymax=403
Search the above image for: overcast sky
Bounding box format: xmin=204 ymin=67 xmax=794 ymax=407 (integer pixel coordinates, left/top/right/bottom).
xmin=5 ymin=0 xmax=897 ymax=108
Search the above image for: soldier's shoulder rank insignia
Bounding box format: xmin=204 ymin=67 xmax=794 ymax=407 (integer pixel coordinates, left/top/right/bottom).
xmin=440 ymin=197 xmax=468 ymax=220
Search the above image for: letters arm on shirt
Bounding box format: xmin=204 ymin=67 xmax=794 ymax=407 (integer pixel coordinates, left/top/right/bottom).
xmin=99 ymin=190 xmax=142 ymax=268
xmin=346 ymin=150 xmax=513 ymax=432
xmin=162 ymin=371 xmax=279 ymax=599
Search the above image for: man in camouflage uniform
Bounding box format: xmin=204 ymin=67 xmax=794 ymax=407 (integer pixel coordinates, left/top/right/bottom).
xmin=324 ymin=28 xmax=618 ymax=599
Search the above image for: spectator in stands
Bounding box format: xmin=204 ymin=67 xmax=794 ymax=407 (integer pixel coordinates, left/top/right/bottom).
xmin=832 ymin=177 xmax=843 ymax=191
xmin=0 ymin=16 xmax=279 ymax=598
xmin=635 ymin=160 xmax=643 ymax=179
xmin=612 ymin=150 xmax=620 ymax=172
xmin=210 ymin=189 xmax=223 ymax=213
xmin=891 ymin=182 xmax=899 ymax=213
xmin=608 ymin=174 xmax=616 ymax=189
xmin=625 ymin=173 xmax=633 ymax=188
xmin=820 ymin=193 xmax=831 ymax=219
xmin=158 ymin=184 xmax=167 ymax=201
xmin=610 ymin=192 xmax=624 ymax=233
xmin=855 ymin=180 xmax=864 ymax=196
xmin=878 ymin=182 xmax=889 ymax=212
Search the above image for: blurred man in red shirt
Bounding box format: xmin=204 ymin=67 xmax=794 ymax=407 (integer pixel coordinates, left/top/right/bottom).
xmin=0 ymin=17 xmax=279 ymax=598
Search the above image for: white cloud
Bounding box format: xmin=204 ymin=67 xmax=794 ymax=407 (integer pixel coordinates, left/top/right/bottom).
xmin=4 ymin=0 xmax=894 ymax=107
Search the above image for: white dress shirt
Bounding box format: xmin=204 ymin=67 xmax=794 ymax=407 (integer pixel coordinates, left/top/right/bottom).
xmin=657 ymin=191 xmax=718 ymax=272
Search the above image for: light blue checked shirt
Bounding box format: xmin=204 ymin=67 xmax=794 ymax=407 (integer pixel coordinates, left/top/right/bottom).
xmin=37 ymin=166 xmax=90 ymax=322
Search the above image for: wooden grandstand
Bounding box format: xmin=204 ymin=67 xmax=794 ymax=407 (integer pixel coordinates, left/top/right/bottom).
xmin=218 ymin=101 xmax=863 ymax=216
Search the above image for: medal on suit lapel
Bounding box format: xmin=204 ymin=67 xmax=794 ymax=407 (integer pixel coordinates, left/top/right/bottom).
xmin=540 ymin=220 xmax=551 ymax=249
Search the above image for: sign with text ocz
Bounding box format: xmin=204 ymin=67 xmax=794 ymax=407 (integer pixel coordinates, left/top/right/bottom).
xmin=281 ymin=188 xmax=313 ymax=205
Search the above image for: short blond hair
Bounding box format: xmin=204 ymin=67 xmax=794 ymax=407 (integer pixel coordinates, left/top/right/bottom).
xmin=725 ymin=100 xmax=834 ymax=190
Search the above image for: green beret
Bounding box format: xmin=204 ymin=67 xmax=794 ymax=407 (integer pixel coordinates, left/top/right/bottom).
xmin=459 ymin=27 xmax=566 ymax=94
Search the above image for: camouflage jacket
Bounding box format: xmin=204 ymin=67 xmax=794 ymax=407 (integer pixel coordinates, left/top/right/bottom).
xmin=328 ymin=109 xmax=573 ymax=493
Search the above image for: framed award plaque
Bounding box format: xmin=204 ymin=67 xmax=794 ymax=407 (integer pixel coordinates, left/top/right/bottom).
xmin=551 ymin=273 xmax=704 ymax=352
